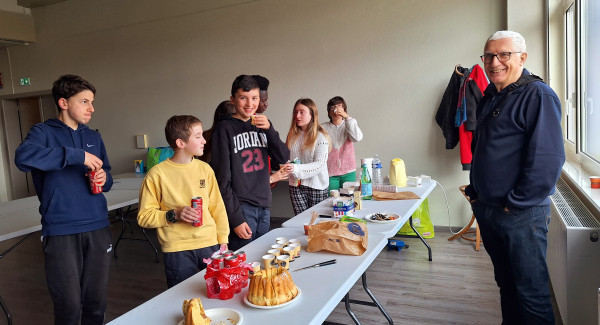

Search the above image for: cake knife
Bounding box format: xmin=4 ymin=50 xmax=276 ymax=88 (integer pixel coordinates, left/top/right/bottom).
xmin=292 ymin=259 xmax=337 ymax=272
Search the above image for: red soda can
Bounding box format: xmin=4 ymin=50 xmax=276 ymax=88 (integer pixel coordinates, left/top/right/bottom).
xmin=222 ymin=250 xmax=234 ymax=257
xmin=224 ymin=255 xmax=241 ymax=268
xmin=88 ymin=171 xmax=103 ymax=194
xmin=191 ymin=197 xmax=203 ymax=227
xmin=234 ymin=250 xmax=246 ymax=262
xmin=211 ymin=254 xmax=225 ymax=269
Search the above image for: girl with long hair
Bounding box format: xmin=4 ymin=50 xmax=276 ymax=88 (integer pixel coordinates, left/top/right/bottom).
xmin=283 ymin=98 xmax=330 ymax=215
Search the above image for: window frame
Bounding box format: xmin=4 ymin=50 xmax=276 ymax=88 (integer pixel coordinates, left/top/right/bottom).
xmin=562 ymin=0 xmax=600 ymax=178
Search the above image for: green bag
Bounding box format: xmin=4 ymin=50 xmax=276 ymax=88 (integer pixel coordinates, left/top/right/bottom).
xmin=397 ymin=198 xmax=435 ymax=238
xmin=146 ymin=146 xmax=174 ymax=171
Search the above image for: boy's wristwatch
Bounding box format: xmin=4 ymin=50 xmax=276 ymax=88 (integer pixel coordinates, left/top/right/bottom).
xmin=166 ymin=209 xmax=177 ymax=223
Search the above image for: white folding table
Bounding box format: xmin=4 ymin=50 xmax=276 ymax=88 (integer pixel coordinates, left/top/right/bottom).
xmin=0 ymin=189 xmax=141 ymax=242
xmin=282 ymin=180 xmax=437 ymax=260
xmin=0 ymin=188 xmax=144 ymax=324
xmin=107 ymin=227 xmax=389 ymax=325
xmin=111 ymin=173 xmax=144 ymax=190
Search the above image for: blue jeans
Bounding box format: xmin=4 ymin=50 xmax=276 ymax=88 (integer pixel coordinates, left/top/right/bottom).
xmin=163 ymin=244 xmax=220 ymax=288
xmin=472 ymin=202 xmax=555 ymax=325
xmin=228 ymin=204 xmax=270 ymax=251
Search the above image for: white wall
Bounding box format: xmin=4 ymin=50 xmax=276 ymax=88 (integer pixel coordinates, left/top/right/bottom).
xmin=0 ymin=0 xmax=30 ymax=14
xmin=0 ymin=0 xmax=531 ymax=227
xmin=507 ymin=0 xmax=547 ymax=79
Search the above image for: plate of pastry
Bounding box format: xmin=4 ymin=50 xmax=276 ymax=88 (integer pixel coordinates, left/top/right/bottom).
xmin=243 ymin=287 xmax=302 ymax=309
xmin=178 ymin=308 xmax=242 ymax=325
xmin=179 ymin=297 xmax=243 ymax=325
xmin=364 ymin=213 xmax=400 ymax=223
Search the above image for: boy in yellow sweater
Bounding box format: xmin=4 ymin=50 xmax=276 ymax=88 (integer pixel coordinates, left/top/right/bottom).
xmin=138 ymin=115 xmax=229 ymax=287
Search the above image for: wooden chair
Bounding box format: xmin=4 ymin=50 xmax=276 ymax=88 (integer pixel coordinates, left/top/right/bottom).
xmin=448 ymin=185 xmax=481 ymax=251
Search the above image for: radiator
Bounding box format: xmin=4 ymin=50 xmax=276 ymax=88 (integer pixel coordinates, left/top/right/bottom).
xmin=547 ymin=177 xmax=600 ymax=325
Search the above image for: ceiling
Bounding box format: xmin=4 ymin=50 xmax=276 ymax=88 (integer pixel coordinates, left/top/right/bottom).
xmin=0 ymin=0 xmax=67 ymax=47
xmin=16 ymin=0 xmax=66 ymax=8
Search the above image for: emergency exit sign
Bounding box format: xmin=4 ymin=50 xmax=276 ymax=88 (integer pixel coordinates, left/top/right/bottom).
xmin=20 ymin=77 xmax=31 ymax=86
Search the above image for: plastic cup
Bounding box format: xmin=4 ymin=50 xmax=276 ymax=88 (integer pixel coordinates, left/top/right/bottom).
xmin=591 ymin=176 xmax=600 ymax=189
xmin=303 ymin=223 xmax=311 ymax=236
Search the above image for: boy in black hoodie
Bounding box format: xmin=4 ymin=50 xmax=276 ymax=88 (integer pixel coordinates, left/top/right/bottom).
xmin=15 ymin=75 xmax=113 ymax=325
xmin=211 ymin=75 xmax=289 ymax=250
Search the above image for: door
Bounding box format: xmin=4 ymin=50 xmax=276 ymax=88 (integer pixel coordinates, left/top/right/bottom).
xmin=1 ymin=95 xmax=55 ymax=200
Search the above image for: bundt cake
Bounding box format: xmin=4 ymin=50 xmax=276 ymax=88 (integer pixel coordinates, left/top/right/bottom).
xmin=247 ymin=267 xmax=299 ymax=306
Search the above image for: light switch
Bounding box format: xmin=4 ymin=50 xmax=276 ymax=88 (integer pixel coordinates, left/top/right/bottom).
xmin=136 ymin=134 xmax=148 ymax=149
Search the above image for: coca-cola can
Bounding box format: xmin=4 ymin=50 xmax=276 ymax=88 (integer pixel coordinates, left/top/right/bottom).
xmin=224 ymin=255 xmax=241 ymax=268
xmin=191 ymin=197 xmax=203 ymax=227
xmin=211 ymin=254 xmax=225 ymax=269
xmin=234 ymin=250 xmax=246 ymax=262
xmin=222 ymin=250 xmax=234 ymax=257
xmin=88 ymin=171 xmax=103 ymax=194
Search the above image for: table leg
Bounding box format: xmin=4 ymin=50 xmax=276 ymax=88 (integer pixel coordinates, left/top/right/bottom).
xmin=359 ymin=272 xmax=393 ymax=324
xmin=0 ymin=232 xmax=32 ymax=325
xmin=113 ymin=208 xmax=126 ymax=259
xmin=326 ymin=272 xmax=394 ymax=325
xmin=141 ymin=228 xmax=159 ymax=262
xmin=409 ymin=216 xmax=432 ymax=261
xmin=0 ymin=295 xmax=12 ymax=325
xmin=322 ymin=292 xmax=361 ymax=325
xmin=0 ymin=233 xmax=33 ymax=260
xmin=112 ymin=206 xmax=159 ymax=263
xmin=344 ymin=292 xmax=362 ymax=325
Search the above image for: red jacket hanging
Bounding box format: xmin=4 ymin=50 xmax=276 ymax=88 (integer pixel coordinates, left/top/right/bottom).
xmin=456 ymin=65 xmax=488 ymax=170
xmin=436 ymin=65 xmax=488 ymax=170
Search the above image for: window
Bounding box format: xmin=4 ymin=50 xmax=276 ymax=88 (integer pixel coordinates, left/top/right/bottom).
xmin=581 ymin=0 xmax=600 ymax=162
xmin=563 ymin=0 xmax=600 ymax=175
xmin=565 ymin=4 xmax=576 ymax=143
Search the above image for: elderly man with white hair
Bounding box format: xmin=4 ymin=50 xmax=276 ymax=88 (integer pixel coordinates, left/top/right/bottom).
xmin=465 ymin=30 xmax=565 ymax=324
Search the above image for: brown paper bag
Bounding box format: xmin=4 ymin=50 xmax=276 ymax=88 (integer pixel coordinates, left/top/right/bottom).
xmin=306 ymin=221 xmax=368 ymax=256
xmin=372 ymin=190 xmax=420 ymax=201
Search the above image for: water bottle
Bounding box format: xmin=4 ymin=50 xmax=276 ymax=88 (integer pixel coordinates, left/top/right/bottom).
xmin=360 ymin=163 xmax=372 ymax=200
xmin=372 ymin=154 xmax=383 ymax=186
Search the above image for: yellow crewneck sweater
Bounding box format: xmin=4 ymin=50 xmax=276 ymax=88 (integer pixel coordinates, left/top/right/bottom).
xmin=137 ymin=159 xmax=229 ymax=252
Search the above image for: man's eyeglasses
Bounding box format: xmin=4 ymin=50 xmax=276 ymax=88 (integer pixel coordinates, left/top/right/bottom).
xmin=480 ymin=52 xmax=522 ymax=63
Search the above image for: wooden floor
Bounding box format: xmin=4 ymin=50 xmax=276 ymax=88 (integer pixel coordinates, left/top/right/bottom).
xmin=0 ymin=220 xmax=562 ymax=325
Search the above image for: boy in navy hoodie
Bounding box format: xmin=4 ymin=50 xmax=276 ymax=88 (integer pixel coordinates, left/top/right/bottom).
xmin=15 ymin=75 xmax=113 ymax=325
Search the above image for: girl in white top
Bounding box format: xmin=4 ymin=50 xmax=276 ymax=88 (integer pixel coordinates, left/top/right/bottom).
xmin=283 ymin=98 xmax=330 ymax=215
